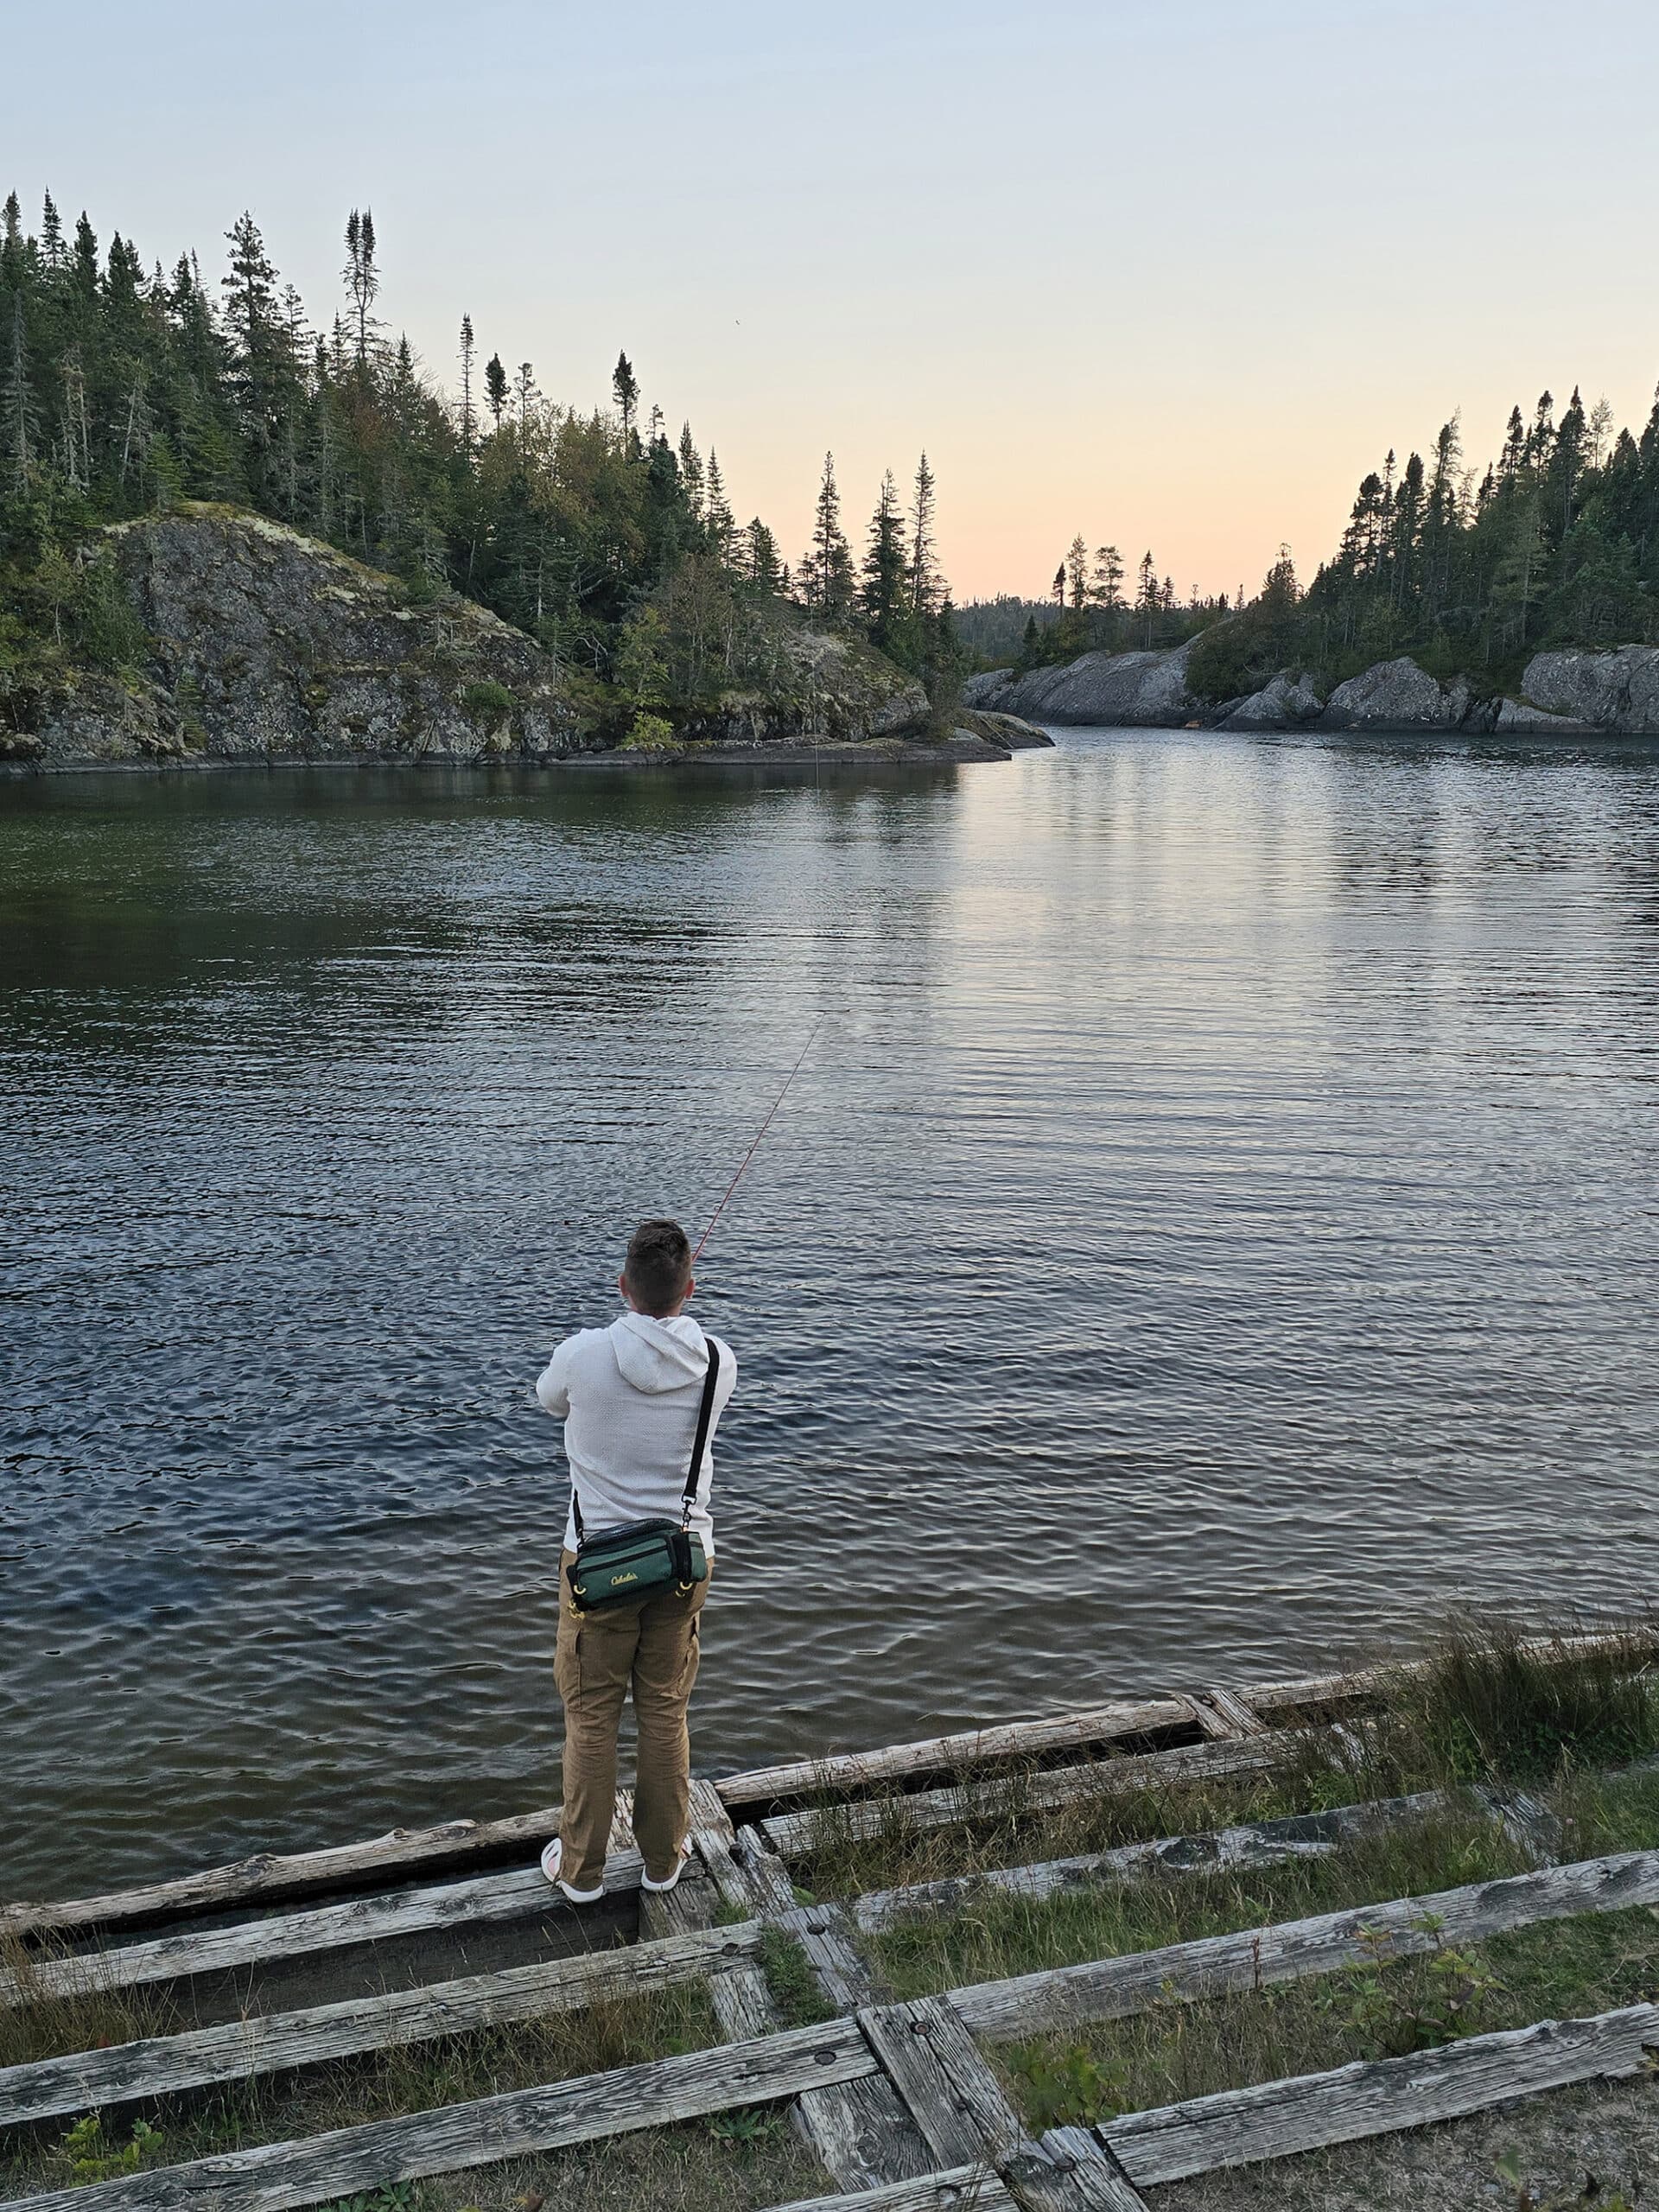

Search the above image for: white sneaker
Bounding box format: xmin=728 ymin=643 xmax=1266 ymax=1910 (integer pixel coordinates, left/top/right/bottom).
xmin=640 ymin=1842 xmax=693 ymax=1894
xmin=540 ymin=1837 xmax=604 ymax=1905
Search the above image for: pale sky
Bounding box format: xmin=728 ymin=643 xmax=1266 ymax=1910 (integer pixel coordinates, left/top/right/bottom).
xmin=7 ymin=0 xmax=1659 ymax=603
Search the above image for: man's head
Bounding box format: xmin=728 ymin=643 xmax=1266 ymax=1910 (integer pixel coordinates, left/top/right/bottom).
xmin=620 ymin=1217 xmax=695 ymax=1318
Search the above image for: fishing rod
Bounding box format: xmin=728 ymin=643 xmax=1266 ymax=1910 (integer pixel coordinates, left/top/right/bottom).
xmin=692 ymin=1016 xmax=826 ymax=1263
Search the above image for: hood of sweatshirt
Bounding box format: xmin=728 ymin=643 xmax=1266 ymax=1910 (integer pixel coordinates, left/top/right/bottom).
xmin=610 ymin=1311 xmax=709 ymax=1392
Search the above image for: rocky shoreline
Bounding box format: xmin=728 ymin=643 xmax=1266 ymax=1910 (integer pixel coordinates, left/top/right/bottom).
xmin=967 ymin=640 xmax=1659 ymax=737
xmin=3 ymin=507 xmax=1047 ymax=776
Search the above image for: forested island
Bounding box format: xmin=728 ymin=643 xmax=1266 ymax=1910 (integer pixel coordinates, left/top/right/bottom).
xmin=0 ymin=194 xmax=981 ymax=766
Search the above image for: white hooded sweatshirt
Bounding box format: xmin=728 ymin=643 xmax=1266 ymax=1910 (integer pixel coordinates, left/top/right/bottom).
xmin=536 ymin=1312 xmax=736 ymax=1557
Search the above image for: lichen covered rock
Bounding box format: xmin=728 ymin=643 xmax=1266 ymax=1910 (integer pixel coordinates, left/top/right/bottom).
xmin=1221 ymin=673 xmax=1325 ymax=730
xmin=1519 ymin=646 xmax=1659 ymax=733
xmin=964 ymin=641 xmax=1199 ymax=727
xmin=1320 ymin=657 xmax=1478 ymax=732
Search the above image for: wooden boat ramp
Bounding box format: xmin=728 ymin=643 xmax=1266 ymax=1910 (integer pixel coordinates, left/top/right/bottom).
xmin=4 ymin=1630 xmax=1658 ymax=2210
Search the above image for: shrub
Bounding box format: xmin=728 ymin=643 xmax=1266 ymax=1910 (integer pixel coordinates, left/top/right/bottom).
xmin=461 ymin=678 xmax=513 ymax=719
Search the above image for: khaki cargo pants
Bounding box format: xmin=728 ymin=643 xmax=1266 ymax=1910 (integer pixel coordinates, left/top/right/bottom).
xmin=555 ymin=1548 xmax=711 ymax=1891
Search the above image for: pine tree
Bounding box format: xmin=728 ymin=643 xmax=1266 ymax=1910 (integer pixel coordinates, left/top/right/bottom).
xmin=485 ymin=353 xmax=507 ymax=428
xmin=514 ymin=361 xmax=537 ymax=437
xmin=745 ymin=517 xmax=781 ymax=592
xmin=1135 ymin=550 xmax=1159 ymax=644
xmin=1052 ymin=563 xmax=1065 ymax=608
xmin=908 ymin=450 xmax=940 ymax=617
xmin=612 ymin=351 xmax=639 ymax=441
xmin=705 ymin=449 xmax=734 ymax=563
xmin=41 ymin=192 xmax=66 ymax=271
xmin=1065 ymin=534 xmax=1089 ymax=610
xmin=804 ymin=450 xmax=854 ymax=620
xmin=341 ymin=208 xmax=381 ymax=369
xmin=458 ymin=313 xmax=476 ymax=456
xmin=3 ymin=292 xmax=37 ymax=493
xmin=1089 ymin=544 xmax=1125 ymax=609
xmin=861 ymin=468 xmax=908 ymax=643
xmin=677 ymin=422 xmax=704 ymax=518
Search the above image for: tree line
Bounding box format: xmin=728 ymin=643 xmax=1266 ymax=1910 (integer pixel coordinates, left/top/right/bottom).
xmin=0 ymin=193 xmax=962 ymax=726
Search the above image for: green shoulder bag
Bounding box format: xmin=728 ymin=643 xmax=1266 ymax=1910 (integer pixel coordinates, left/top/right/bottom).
xmin=564 ymin=1343 xmax=720 ymax=1612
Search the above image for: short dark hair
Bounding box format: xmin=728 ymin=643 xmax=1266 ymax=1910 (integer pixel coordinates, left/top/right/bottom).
xmin=625 ymin=1217 xmax=693 ymax=1315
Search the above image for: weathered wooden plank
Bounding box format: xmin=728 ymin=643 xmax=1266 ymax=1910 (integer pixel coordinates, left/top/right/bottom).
xmin=1041 ymin=2127 xmax=1154 ymax=2212
xmin=859 ymin=1998 xmax=1139 ymax=2212
xmin=0 ymin=1850 xmax=642 ymax=2006
xmin=717 ymin=1701 xmax=1195 ymax=1813
xmin=852 ymin=1787 xmax=1463 ymax=1930
xmin=778 ymin=1904 xmax=880 ymax=2013
xmin=0 ymin=1920 xmax=767 ymax=2129
xmin=1100 ymin=2002 xmax=1659 ymax=2184
xmin=1197 ymin=1688 xmax=1270 ymax=1738
xmin=860 ymin=1997 xmax=1020 ymax=2169
xmin=0 ymin=1808 xmax=565 ymax=1943
xmin=679 ymin=1826 xmax=934 ymax=2191
xmin=761 ymin=1735 xmax=1290 ymax=1859
xmin=950 ymin=1847 xmax=1659 ymax=2044
xmin=760 ymin=2168 xmax=1015 ymax=2212
xmin=1474 ymin=1784 xmax=1564 ymax=1868
xmin=8 ymin=2019 xmax=879 ymax=2212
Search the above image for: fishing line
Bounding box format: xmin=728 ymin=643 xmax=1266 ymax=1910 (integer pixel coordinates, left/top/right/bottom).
xmin=692 ymin=1016 xmax=827 ymax=1262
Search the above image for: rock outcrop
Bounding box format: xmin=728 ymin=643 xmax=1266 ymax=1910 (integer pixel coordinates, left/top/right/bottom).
xmin=964 ymin=641 xmax=1200 ymax=727
xmin=1219 ymin=673 xmax=1325 ymax=729
xmin=1516 ymin=646 xmax=1659 ymax=733
xmin=1493 ymin=697 xmax=1595 ymax=735
xmin=685 ymin=625 xmax=927 ymax=747
xmin=33 ymin=507 xmax=581 ymax=769
xmin=10 ymin=505 xmax=939 ymax=770
xmin=1319 ymin=657 xmax=1480 ymax=733
xmin=952 ymin=709 xmax=1054 ymax=751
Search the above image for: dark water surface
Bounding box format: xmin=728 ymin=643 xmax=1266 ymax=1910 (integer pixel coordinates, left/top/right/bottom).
xmin=3 ymin=730 xmax=1658 ymax=1898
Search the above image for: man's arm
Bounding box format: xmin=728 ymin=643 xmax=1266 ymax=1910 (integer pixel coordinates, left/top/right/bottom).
xmin=535 ymin=1335 xmax=575 ymax=1418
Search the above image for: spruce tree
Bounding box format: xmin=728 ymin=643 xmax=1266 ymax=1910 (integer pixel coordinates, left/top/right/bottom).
xmin=908 ymin=450 xmax=939 ymax=617
xmin=458 ymin=313 xmax=476 ymax=456
xmin=861 ymin=468 xmax=907 ymax=644
xmin=485 ymin=352 xmax=507 ymax=428
xmin=4 ymin=293 xmax=36 ymax=494
xmin=705 ymin=449 xmax=734 ymax=562
xmin=341 ymin=207 xmax=380 ymax=368
xmin=611 ymin=351 xmax=639 ymax=441
xmin=805 ymin=450 xmax=854 ymax=620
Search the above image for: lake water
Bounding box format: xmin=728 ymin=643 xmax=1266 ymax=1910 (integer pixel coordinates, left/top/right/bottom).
xmin=3 ymin=729 xmax=1658 ymax=1900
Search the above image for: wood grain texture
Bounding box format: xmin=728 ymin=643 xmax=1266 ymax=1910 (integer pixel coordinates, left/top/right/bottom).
xmin=0 ymin=1853 xmax=642 ymax=2006
xmin=0 ymin=1920 xmax=766 ymax=2128
xmin=1100 ymin=2002 xmax=1659 ymax=2183
xmin=675 ymin=1823 xmax=931 ymax=2192
xmin=0 ymin=1808 xmax=565 ymax=1943
xmin=760 ymin=2168 xmax=1014 ymax=2212
xmin=1039 ymin=2127 xmax=1154 ymax=2212
xmin=8 ymin=2022 xmax=877 ymax=2212
xmin=716 ymin=1701 xmax=1195 ymax=1812
xmin=760 ymin=1735 xmax=1291 ymax=1859
xmin=950 ymin=1847 xmax=1659 ymax=2042
xmin=858 ymin=1999 xmax=1140 ymax=2212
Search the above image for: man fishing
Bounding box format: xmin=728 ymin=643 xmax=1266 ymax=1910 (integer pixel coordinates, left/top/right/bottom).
xmin=535 ymin=1217 xmax=737 ymax=1903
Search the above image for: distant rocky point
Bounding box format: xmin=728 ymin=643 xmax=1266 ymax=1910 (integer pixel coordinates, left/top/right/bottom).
xmin=7 ymin=506 xmax=1044 ymax=773
xmin=967 ymin=641 xmax=1659 ymax=738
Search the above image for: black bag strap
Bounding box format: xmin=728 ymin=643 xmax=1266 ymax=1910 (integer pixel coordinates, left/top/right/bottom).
xmin=570 ymin=1340 xmax=721 ymax=1549
xmin=681 ymin=1341 xmax=721 ymax=1529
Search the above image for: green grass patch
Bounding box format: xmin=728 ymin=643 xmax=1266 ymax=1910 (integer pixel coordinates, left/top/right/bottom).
xmin=756 ymin=1929 xmax=837 ymax=2029
xmin=995 ymin=1902 xmax=1659 ymax=2134
xmin=0 ymin=1987 xmax=723 ymax=2202
xmin=868 ymin=1807 xmax=1529 ymax=2002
